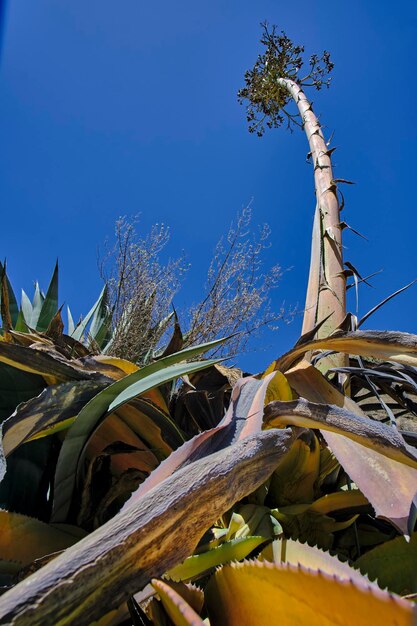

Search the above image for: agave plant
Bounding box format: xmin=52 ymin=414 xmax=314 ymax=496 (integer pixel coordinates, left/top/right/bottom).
xmin=0 ymin=23 xmax=416 ymax=626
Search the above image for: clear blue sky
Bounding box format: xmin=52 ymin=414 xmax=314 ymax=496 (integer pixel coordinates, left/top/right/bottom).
xmin=0 ymin=0 xmax=416 ymax=371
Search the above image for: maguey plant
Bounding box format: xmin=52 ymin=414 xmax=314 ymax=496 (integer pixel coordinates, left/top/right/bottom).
xmin=0 ymin=23 xmax=416 ymax=626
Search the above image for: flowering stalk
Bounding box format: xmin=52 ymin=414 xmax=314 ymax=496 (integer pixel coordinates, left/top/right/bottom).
xmin=238 ymin=23 xmax=347 ymax=350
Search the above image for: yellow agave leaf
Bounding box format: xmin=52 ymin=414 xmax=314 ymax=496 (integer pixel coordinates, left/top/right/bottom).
xmin=260 ymin=538 xmax=370 ymax=586
xmin=231 ymin=504 xmax=273 ymax=540
xmin=2 ymin=381 xmax=106 ymax=456
xmin=267 ymin=432 xmax=320 ymax=505
xmin=90 ymin=355 xmax=139 ymax=377
xmin=272 ymin=360 xmax=417 ymax=533
xmin=267 ymin=329 xmax=417 ymax=374
xmin=205 ymin=560 xmax=414 ymax=626
xmin=0 ymin=510 xmax=85 ymax=566
xmin=151 ymin=579 xmax=205 ymax=626
xmin=263 ymin=370 xmax=293 ymax=403
xmin=309 ymin=491 xmax=369 ymax=515
xmin=167 ymin=536 xmax=265 ymax=582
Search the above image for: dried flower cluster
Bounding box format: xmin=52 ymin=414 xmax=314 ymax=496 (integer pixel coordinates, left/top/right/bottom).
xmin=238 ymin=22 xmax=334 ymax=136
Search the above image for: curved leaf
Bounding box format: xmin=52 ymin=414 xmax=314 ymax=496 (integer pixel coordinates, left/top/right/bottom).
xmin=1 ymin=380 xmax=107 ymax=456
xmin=260 ymin=538 xmax=370 ymax=585
xmin=0 ymin=510 xmax=85 ymax=566
xmin=355 ymin=532 xmax=417 ymax=596
xmin=270 ymin=330 xmax=417 ymax=373
xmin=264 ymin=399 xmax=417 ymax=470
xmin=0 ymin=429 xmax=294 ymax=624
xmin=36 ymin=262 xmax=59 ymax=332
xmin=151 ymin=579 xmax=205 ymax=626
xmin=51 ymin=337 xmax=226 ymax=521
xmin=205 ymin=560 xmax=413 ymax=626
xmin=167 ymin=536 xmax=265 ymax=582
xmin=284 ymin=360 xmax=417 ymax=533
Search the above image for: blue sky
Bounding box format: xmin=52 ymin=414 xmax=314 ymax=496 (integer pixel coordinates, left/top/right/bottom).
xmin=0 ymin=0 xmax=416 ymax=371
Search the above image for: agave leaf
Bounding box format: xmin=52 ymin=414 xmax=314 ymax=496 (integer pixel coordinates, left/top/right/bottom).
xmin=114 ymin=397 xmax=184 ymax=455
xmin=355 ymin=532 xmax=417 ymax=596
xmin=205 ymin=560 xmax=413 ymax=626
xmin=52 ymin=358 xmax=217 ymax=522
xmin=51 ymin=337 xmax=227 ymax=522
xmin=260 ymin=538 xmax=370 ymax=585
xmin=159 ymin=310 xmax=184 ymax=359
xmin=167 ymin=536 xmax=265 ymax=582
xmin=30 ymin=281 xmax=44 ymax=328
xmin=309 ymin=491 xmax=369 ymax=515
xmin=0 ymin=429 xmax=294 ymax=624
xmin=358 ymin=281 xmax=417 ymax=329
xmin=36 ymin=261 xmax=59 ymax=332
xmin=0 ymin=261 xmax=18 ymax=328
xmin=72 ymin=285 xmax=108 ymax=342
xmin=264 ymin=370 xmax=293 ymax=404
xmin=0 ymin=510 xmax=85 ymax=567
xmin=151 ymin=579 xmax=205 ymax=626
xmin=1 ymin=380 xmax=107 ymax=456
xmin=284 ymin=360 xmax=417 ymax=533
xmin=270 ymin=330 xmax=417 ymax=373
xmin=67 ymin=306 xmax=75 ymax=336
xmin=0 ymin=363 xmax=45 ymax=424
xmin=264 ymin=399 xmax=417 ymax=470
xmin=267 ymin=431 xmax=320 ymax=505
xmin=14 ymin=309 xmax=29 ymax=333
xmin=0 ymin=270 xmax=13 ymax=330
xmin=91 ymin=355 xmax=139 ymax=377
xmin=20 ymin=290 xmax=33 ymax=328
xmin=124 ymin=371 xmax=283 ymax=507
xmin=75 ymin=355 xmax=139 ymax=382
xmin=270 ymin=504 xmax=359 ymax=549
xmin=0 ymin=342 xmax=108 ymax=383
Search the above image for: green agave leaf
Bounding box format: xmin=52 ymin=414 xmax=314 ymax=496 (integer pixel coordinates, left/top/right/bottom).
xmin=0 ymin=261 xmax=18 ymax=328
xmin=167 ymin=536 xmax=265 ymax=582
xmin=20 ymin=290 xmax=33 ymax=328
xmin=36 ymin=261 xmax=59 ymax=332
xmin=67 ymin=306 xmax=75 ymax=336
xmin=51 ymin=336 xmax=227 ymax=522
xmin=71 ymin=285 xmax=107 ymax=342
xmin=91 ymin=311 xmax=112 ymax=350
xmin=88 ymin=285 xmax=111 ymax=342
xmin=30 ymin=281 xmax=44 ymax=328
xmin=14 ymin=309 xmax=29 ymax=333
xmin=355 ymin=532 xmax=417 ymax=596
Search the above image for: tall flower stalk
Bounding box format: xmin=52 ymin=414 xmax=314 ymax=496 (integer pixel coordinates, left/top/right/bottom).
xmin=238 ymin=23 xmax=346 ymax=343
